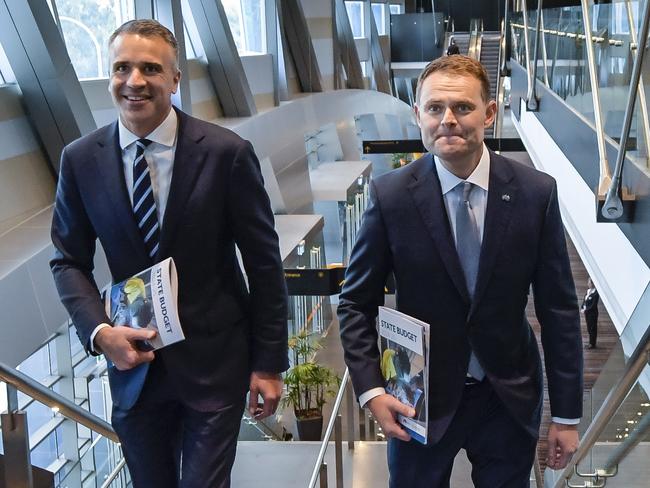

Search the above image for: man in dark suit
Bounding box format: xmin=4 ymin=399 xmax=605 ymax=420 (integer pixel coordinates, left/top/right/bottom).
xmin=50 ymin=20 xmax=288 ymax=488
xmin=581 ymin=278 xmax=599 ymax=349
xmin=338 ymin=55 xmax=583 ymax=487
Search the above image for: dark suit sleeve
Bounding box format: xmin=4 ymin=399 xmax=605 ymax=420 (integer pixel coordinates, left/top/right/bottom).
xmin=50 ymin=148 xmax=111 ymax=352
xmin=228 ymin=141 xmax=288 ymax=373
xmin=532 ymin=182 xmax=583 ymax=419
xmin=338 ymin=181 xmax=391 ymax=397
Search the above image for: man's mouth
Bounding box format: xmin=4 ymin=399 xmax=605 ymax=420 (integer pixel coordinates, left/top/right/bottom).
xmin=123 ymin=95 xmax=150 ymax=102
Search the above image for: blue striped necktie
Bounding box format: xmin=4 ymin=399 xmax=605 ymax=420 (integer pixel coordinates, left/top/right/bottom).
xmin=132 ymin=138 xmax=159 ymax=260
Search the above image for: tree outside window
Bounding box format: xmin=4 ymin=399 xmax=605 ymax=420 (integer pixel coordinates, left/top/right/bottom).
xmin=53 ymin=0 xmax=135 ymax=79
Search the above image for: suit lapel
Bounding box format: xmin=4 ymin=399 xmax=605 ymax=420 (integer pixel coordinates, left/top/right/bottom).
xmin=470 ymin=152 xmax=517 ymax=316
xmin=158 ymin=111 xmax=208 ymax=257
xmin=94 ymin=123 xmax=150 ymax=262
xmin=407 ymin=155 xmax=470 ymax=304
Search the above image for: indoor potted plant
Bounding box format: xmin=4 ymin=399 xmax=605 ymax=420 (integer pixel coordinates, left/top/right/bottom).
xmin=282 ymin=330 xmax=340 ymax=441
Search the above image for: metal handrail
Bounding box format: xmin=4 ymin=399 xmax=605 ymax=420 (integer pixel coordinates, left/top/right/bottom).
xmin=100 ymin=458 xmax=127 ymax=488
xmin=0 ymin=361 xmax=118 ymax=442
xmin=625 ymin=0 xmax=650 ymax=169
xmin=510 ymin=22 xmax=624 ymax=46
xmin=602 ymin=0 xmax=650 ymax=219
xmin=580 ymin=0 xmax=613 ymax=199
xmin=552 ymin=323 xmax=650 ymax=488
xmin=308 ymin=368 xmax=350 ymax=488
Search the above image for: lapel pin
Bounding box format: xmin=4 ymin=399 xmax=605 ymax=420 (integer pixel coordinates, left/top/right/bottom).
xmin=502 ymin=194 xmax=511 ymax=202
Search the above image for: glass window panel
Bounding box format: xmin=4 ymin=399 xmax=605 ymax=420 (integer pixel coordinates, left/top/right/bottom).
xmin=0 ymin=42 xmax=15 ymax=84
xmin=221 ymin=0 xmax=265 ymax=54
xmin=389 ymin=4 xmax=401 ymax=15
xmin=241 ymin=0 xmax=265 ymax=53
xmin=182 ymin=0 xmax=205 ymax=59
xmin=53 ymin=0 xmax=135 ymax=80
xmin=372 ymin=3 xmax=386 ymax=35
xmin=30 ymin=429 xmax=59 ymax=470
xmin=345 ymin=1 xmax=364 ymax=38
xmin=18 ymin=344 xmax=52 ymax=380
xmin=222 ymin=0 xmax=245 ymax=51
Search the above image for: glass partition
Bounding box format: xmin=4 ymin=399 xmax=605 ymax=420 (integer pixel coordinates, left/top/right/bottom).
xmin=511 ymin=1 xmax=650 ymax=169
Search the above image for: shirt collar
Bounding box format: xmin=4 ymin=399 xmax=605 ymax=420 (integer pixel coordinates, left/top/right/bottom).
xmin=118 ymin=108 xmax=178 ymax=150
xmin=434 ymin=143 xmax=490 ymax=195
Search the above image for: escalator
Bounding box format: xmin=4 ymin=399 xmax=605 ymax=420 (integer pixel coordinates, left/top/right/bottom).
xmin=479 ymin=31 xmax=502 ymax=137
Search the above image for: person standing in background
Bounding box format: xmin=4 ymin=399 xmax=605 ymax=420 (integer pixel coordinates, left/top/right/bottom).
xmin=581 ymin=278 xmax=599 ymax=349
xmin=447 ymin=37 xmax=460 ymax=56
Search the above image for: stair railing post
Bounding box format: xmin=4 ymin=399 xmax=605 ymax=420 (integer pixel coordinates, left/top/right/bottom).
xmin=2 ymin=385 xmax=33 ymax=488
xmin=526 ymin=0 xmax=543 ymax=110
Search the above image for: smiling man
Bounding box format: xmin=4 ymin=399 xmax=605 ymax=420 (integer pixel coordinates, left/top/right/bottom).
xmin=338 ymin=55 xmax=583 ymax=487
xmin=51 ymin=20 xmax=288 ymax=488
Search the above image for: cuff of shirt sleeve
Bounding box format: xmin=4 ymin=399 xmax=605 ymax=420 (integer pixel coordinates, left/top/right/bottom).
xmin=89 ymin=323 xmax=111 ymax=354
xmin=551 ymin=417 xmax=581 ymax=425
xmin=358 ymin=387 xmax=386 ymax=408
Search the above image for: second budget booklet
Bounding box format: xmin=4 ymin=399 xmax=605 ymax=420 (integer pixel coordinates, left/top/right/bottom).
xmin=378 ymin=306 xmax=430 ymax=444
xmin=104 ymin=257 xmax=185 ymax=350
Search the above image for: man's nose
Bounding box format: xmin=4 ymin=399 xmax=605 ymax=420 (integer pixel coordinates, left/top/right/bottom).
xmin=441 ymin=107 xmax=456 ymax=126
xmin=127 ymin=68 xmax=145 ymax=87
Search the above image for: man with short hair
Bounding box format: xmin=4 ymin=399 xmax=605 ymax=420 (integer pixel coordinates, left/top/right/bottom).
xmin=339 ymin=55 xmax=583 ymax=487
xmin=51 ymin=19 xmax=288 ymax=488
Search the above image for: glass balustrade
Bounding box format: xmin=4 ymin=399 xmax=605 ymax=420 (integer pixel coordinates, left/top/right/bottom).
xmin=512 ymin=1 xmax=650 ymax=170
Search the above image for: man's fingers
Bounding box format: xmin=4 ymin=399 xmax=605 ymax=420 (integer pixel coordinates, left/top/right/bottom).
xmin=390 ymin=399 xmax=416 ymax=418
xmin=124 ymin=327 xmax=157 ymax=341
xmin=248 ymin=387 xmax=260 ymax=416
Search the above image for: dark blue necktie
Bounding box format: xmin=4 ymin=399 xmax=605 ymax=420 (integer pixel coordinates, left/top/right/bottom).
xmin=132 ymin=139 xmax=159 ymax=260
xmin=455 ymin=182 xmax=485 ymax=380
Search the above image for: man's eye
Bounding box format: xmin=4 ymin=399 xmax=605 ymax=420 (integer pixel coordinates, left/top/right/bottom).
xmin=456 ymin=104 xmax=471 ymax=113
xmin=427 ymin=105 xmax=442 ymax=113
xmin=114 ymin=65 xmax=128 ymax=73
xmin=144 ymin=65 xmax=161 ymax=74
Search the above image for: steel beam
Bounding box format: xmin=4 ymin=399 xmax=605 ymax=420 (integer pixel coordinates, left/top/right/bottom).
xmin=279 ymin=0 xmax=323 ymax=92
xmin=0 ymin=0 xmax=96 ymax=173
xmin=334 ymin=0 xmax=363 ymax=89
xmin=186 ymin=0 xmax=257 ymax=116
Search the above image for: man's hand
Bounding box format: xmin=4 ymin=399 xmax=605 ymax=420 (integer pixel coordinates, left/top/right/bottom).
xmin=547 ymin=422 xmax=579 ymax=470
xmin=95 ymin=326 xmax=156 ymax=370
xmin=249 ymin=371 xmax=283 ymax=419
xmin=367 ymin=394 xmax=416 ymax=442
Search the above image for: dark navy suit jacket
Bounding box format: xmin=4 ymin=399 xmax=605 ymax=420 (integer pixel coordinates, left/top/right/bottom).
xmin=338 ymin=151 xmax=583 ymax=443
xmin=51 ymin=109 xmax=288 ymax=411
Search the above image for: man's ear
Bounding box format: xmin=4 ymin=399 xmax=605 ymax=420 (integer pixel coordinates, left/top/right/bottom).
xmin=414 ymin=104 xmax=422 ymax=128
xmin=484 ymin=99 xmax=497 ymax=128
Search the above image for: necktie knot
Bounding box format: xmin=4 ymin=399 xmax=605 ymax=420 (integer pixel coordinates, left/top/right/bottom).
xmin=136 ymin=138 xmax=152 ymax=151
xmin=462 ymin=181 xmax=473 ymax=204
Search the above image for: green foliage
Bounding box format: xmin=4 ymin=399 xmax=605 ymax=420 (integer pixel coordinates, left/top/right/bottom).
xmin=282 ymin=331 xmax=340 ymax=419
xmin=391 ymin=152 xmax=412 ymax=169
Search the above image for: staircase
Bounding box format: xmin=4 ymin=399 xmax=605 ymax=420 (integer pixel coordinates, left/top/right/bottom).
xmin=479 ymin=31 xmax=502 ymax=137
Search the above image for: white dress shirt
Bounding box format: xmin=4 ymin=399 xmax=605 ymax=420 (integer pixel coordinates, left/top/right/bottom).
xmin=90 ymin=108 xmax=178 ymax=351
xmin=358 ymin=145 xmax=578 ymax=425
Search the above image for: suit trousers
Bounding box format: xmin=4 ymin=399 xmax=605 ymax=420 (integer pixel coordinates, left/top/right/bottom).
xmin=387 ymin=380 xmax=537 ymax=488
xmin=111 ymin=358 xmax=245 ymax=488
